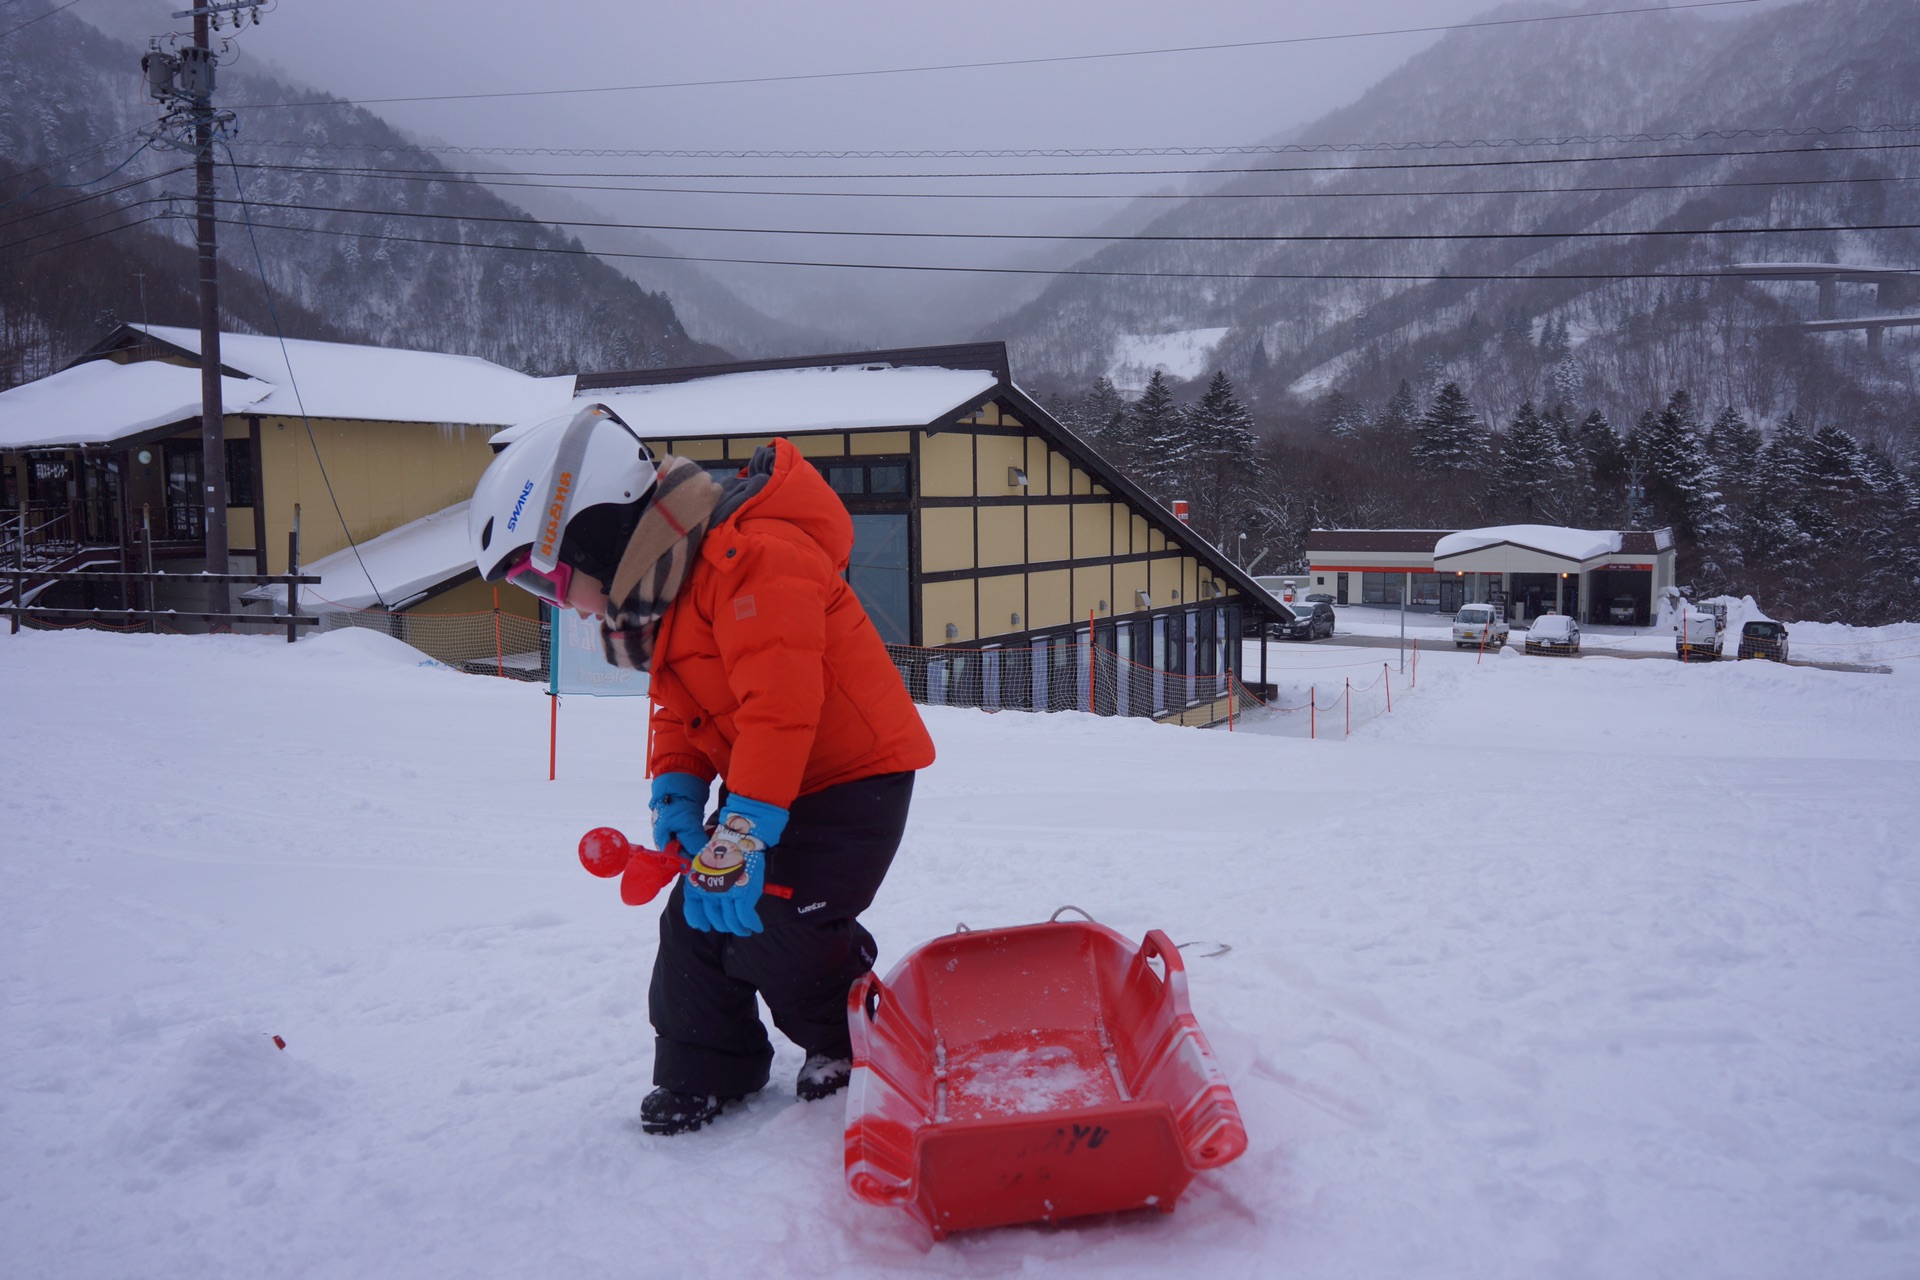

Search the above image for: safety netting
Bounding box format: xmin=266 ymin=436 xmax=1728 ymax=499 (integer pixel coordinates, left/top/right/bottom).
xmin=882 ymin=639 xmax=1234 ymax=723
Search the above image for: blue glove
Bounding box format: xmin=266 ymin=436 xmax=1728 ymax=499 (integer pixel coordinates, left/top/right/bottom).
xmin=648 ymin=772 xmax=710 ymax=858
xmin=682 ymin=795 xmax=789 ymax=937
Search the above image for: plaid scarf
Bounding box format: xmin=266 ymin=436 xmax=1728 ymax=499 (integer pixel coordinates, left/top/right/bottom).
xmin=600 ymin=456 xmax=728 ymax=672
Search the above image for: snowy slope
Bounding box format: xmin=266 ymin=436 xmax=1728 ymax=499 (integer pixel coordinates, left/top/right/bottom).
xmin=2 ymin=630 xmax=1916 ymax=1278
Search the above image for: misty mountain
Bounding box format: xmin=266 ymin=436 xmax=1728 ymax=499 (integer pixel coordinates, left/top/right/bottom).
xmin=983 ymin=0 xmax=1920 ymax=445
xmin=0 ymin=9 xmax=737 ymax=385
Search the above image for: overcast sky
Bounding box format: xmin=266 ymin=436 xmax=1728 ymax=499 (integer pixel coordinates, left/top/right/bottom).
xmin=80 ymin=0 xmax=1785 ymax=338
xmin=230 ymin=0 xmax=1499 ymax=153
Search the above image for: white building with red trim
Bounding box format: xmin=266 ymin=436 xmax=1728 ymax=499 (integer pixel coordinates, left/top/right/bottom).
xmin=1305 ymin=525 xmax=1677 ymax=625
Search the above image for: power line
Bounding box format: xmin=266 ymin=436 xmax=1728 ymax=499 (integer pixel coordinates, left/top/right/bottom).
xmin=0 ymin=0 xmax=84 ymax=41
xmin=0 ymin=127 xmax=155 ymax=185
xmin=168 ymin=211 xmax=1920 ymax=284
xmin=229 ymin=121 xmax=1920 ymax=162
xmin=0 ymin=138 xmax=159 ymax=211
xmin=219 ymin=162 xmax=1920 ymax=205
xmin=185 ymin=192 xmax=1920 ymax=246
xmin=0 ymin=210 xmax=166 ymax=261
xmin=0 ymin=193 xmax=180 ymax=249
xmin=230 ymin=0 xmax=1762 ymax=110
xmin=0 ymin=162 xmax=188 ymax=229
xmin=228 ymin=139 xmax=1920 ymax=185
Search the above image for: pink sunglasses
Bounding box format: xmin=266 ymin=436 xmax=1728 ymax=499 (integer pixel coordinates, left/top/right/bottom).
xmin=502 ymin=546 xmax=574 ymax=606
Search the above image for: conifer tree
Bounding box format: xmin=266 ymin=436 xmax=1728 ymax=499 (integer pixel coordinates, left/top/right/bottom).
xmin=1117 ymin=370 xmax=1181 ymax=496
xmin=1181 ymin=370 xmax=1260 ymax=541
xmin=1748 ymin=413 xmax=1815 ymax=599
xmin=1375 ymin=380 xmax=1420 ymax=443
xmin=1414 ymin=382 xmax=1487 ymax=476
xmin=1637 ymin=389 xmax=1722 ymax=547
xmin=1569 ymin=409 xmax=1627 ymax=524
xmin=1131 ymin=369 xmax=1179 ymax=447
xmin=1079 ymin=377 xmax=1127 ymax=448
xmin=1319 ymin=390 xmax=1368 ymax=440
xmin=1494 ymin=401 xmax=1575 ymax=522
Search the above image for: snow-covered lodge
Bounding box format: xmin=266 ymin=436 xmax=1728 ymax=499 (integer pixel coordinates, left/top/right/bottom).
xmin=4 ymin=331 xmax=1280 ymax=723
xmin=495 ymin=342 xmax=1283 ymax=724
xmin=1305 ymin=525 xmax=1678 ymax=626
xmin=0 ymin=324 xmax=574 ymax=617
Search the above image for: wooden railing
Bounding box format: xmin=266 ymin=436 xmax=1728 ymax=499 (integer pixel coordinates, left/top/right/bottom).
xmin=4 ymin=567 xmax=321 ymax=641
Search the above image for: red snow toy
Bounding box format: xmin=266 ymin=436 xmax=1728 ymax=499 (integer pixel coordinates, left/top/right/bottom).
xmin=578 ymin=827 xmax=687 ymax=905
xmin=577 ymin=827 xmax=794 ymax=904
xmin=844 ymin=912 xmax=1247 ymax=1239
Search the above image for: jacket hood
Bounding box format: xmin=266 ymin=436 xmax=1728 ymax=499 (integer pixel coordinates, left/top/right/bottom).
xmin=714 ymin=439 xmax=855 ymax=571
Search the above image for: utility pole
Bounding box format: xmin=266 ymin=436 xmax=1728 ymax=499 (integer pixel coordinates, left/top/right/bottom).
xmin=144 ymin=2 xmax=261 ymax=616
xmin=190 ymin=7 xmax=227 ymax=585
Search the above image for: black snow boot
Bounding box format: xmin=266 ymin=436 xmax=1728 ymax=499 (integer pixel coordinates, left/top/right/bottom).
xmin=640 ymin=1088 xmax=738 ymax=1135
xmin=796 ymin=1053 xmax=852 ymax=1102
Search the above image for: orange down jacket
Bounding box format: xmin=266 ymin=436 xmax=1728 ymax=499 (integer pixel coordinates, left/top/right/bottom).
xmin=645 ymin=438 xmax=935 ymax=809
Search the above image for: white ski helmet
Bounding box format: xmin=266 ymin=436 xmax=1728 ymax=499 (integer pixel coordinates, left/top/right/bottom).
xmin=470 ymin=402 xmax=657 ymax=584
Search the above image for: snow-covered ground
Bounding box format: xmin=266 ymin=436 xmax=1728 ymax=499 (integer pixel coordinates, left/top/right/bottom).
xmin=1326 ymin=602 xmax=1920 ymax=663
xmin=1104 ymin=328 xmax=1231 ymax=393
xmin=4 ymin=629 xmax=1917 ymax=1279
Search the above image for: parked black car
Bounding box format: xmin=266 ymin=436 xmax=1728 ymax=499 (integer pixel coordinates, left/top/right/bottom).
xmin=1271 ymin=600 xmax=1335 ymax=641
xmin=1736 ymin=619 xmax=1790 ymax=663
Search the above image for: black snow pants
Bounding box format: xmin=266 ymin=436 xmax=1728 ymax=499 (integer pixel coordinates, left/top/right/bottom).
xmin=648 ymin=769 xmax=915 ymax=1098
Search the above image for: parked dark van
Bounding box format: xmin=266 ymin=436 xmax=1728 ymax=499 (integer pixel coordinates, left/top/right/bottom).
xmin=1737 ymin=619 xmax=1790 ymax=663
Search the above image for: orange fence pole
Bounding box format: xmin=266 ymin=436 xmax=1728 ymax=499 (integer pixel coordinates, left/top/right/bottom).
xmin=1384 ymin=663 xmax=1392 ymax=713
xmin=1310 ymin=686 xmax=1316 ymax=740
xmin=1345 ymin=677 xmax=1351 ymax=737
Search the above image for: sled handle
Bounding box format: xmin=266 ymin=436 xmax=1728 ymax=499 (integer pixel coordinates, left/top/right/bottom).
xmin=1137 ymin=929 xmax=1185 ymax=986
xmin=861 ymin=973 xmax=884 ymax=1023
xmin=1049 ymin=904 xmax=1097 ymax=924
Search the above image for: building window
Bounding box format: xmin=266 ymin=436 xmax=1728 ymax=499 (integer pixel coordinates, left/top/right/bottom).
xmin=1361 ymin=571 xmax=1403 ymax=605
xmin=818 ymin=460 xmax=907 ymax=497
xmin=1410 ymin=574 xmax=1441 ymax=609
xmin=164 ymin=442 xmax=203 ymax=539
xmin=225 ymin=439 xmax=255 ymax=508
xmin=848 ymin=512 xmax=909 ymax=644
xmin=27 ymin=457 xmax=69 ymax=504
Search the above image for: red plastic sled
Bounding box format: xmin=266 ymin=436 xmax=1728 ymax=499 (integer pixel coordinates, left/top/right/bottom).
xmin=844 ymin=917 xmax=1248 ymax=1239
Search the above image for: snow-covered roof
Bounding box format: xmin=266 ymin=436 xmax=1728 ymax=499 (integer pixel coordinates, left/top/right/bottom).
xmin=133 ymin=325 xmax=575 ymax=427
xmin=246 ymin=501 xmax=475 ymax=612
xmin=0 ymin=359 xmax=275 ymax=450
xmin=491 ymin=363 xmax=999 ymax=446
xmin=1435 ymin=525 xmax=1623 ymax=563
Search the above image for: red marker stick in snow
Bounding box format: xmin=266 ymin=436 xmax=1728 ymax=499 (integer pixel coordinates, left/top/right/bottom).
xmin=577 ymin=827 xmax=792 ymax=905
